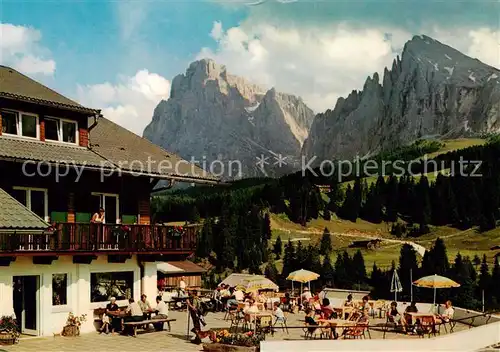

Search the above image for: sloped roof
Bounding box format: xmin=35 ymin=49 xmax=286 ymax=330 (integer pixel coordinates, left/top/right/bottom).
xmin=0 ymin=188 xmax=50 ymax=230
xmin=168 ymin=261 xmax=206 ymax=273
xmin=0 ymin=136 xmax=114 ymax=168
xmin=0 ymin=65 xmax=98 ymax=114
xmin=89 ymin=117 xmax=219 ymax=182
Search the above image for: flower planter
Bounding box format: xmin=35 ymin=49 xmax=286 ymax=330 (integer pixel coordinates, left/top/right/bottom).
xmin=62 ymin=325 xmax=80 ymax=337
xmin=202 ymin=343 xmax=258 ymax=352
xmin=0 ymin=331 xmax=17 ymax=345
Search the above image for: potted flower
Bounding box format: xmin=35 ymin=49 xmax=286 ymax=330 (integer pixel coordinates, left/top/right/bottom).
xmin=62 ymin=312 xmax=87 ymax=337
xmin=168 ymin=226 xmax=184 ymax=239
xmin=203 ymin=329 xmax=264 ymax=352
xmin=0 ymin=316 xmax=19 ymax=345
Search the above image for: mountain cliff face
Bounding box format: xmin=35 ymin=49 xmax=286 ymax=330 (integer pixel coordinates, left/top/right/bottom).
xmin=303 ymin=35 xmax=500 ymax=164
xmin=143 ymin=59 xmax=315 ymax=178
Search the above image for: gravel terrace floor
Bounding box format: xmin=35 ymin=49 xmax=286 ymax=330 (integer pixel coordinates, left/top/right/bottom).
xmin=2 ymin=310 xmax=469 ymax=352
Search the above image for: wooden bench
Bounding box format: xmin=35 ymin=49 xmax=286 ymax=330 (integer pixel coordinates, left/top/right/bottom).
xmin=123 ymin=318 xmax=176 ymax=337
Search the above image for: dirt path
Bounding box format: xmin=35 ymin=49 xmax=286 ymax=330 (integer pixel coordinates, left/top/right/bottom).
xmin=273 ymin=226 xmax=427 ymax=256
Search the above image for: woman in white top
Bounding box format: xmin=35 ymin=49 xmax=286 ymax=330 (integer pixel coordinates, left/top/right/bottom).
xmin=91 ymin=207 xmax=105 ymax=223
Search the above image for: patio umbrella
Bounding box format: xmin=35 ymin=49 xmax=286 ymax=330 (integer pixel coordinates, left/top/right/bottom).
xmin=413 ymin=274 xmax=460 ymax=309
xmin=235 ymin=276 xmax=279 ymax=293
xmin=390 ymin=269 xmax=403 ymax=302
xmin=286 ymin=269 xmax=320 ymax=298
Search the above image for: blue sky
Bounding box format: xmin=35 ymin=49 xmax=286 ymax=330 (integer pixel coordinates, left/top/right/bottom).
xmin=1 ymin=0 xmax=498 ymax=134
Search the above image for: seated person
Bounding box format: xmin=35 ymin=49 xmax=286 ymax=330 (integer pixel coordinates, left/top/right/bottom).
xmin=405 ymin=301 xmax=418 ymax=313
xmin=436 ymin=300 xmax=454 ymax=323
xmin=152 ymin=295 xmax=169 ymax=331
xmin=244 ymin=299 xmax=260 ymax=314
xmin=138 ymin=294 xmax=152 ymax=319
xmin=387 ymin=301 xmax=407 ymax=332
xmin=301 ymin=287 xmax=312 ymax=309
xmin=273 ymin=301 xmax=285 ymax=325
xmin=226 ymin=287 xmax=244 ymax=309
xmin=124 ymin=298 xmax=144 ymax=336
xmin=320 ymin=298 xmax=336 ymax=319
xmin=359 ymin=295 xmax=371 ymax=314
xmin=344 ymin=294 xmax=354 ymax=307
xmin=304 ymin=308 xmax=319 ymax=334
xmin=99 ymin=313 xmax=110 ymax=334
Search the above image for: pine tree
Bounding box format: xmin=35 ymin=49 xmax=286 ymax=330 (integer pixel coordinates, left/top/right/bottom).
xmin=281 ymin=239 xmax=296 ymax=281
xmin=264 ymin=256 xmax=280 ymax=284
xmin=398 ymin=244 xmax=419 ymax=300
xmin=478 ymin=254 xmax=491 ymax=294
xmin=473 ymin=255 xmax=481 ymax=268
xmin=323 ymin=209 xmax=331 ymax=220
xmin=385 ymin=175 xmax=399 ymax=222
xmin=352 ymin=250 xmax=367 ymax=288
xmin=196 ymin=217 xmax=213 ymax=258
xmin=273 ymin=236 xmax=283 ymax=260
xmin=334 ymin=253 xmax=348 ymax=288
xmin=431 ymin=238 xmax=450 ymax=276
xmin=319 ymin=227 xmax=333 ymax=256
xmin=262 ymin=213 xmax=272 ymax=241
xmin=321 ymin=255 xmax=335 ymax=287
xmin=190 ymin=206 xmax=201 ymax=223
xmin=491 ymin=257 xmax=500 ymax=306
xmin=327 ymin=182 xmax=343 ymax=212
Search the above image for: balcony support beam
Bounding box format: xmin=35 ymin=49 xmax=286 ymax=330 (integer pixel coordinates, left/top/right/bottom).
xmin=33 ymin=256 xmax=58 ymax=265
xmin=0 ymin=256 xmax=15 ymax=266
xmin=73 ymin=255 xmax=97 ymax=264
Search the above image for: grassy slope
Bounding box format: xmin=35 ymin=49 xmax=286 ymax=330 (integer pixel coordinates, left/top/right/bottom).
xmin=270 ymin=213 xmax=500 ymax=272
xmin=340 ymin=138 xmax=485 ymax=188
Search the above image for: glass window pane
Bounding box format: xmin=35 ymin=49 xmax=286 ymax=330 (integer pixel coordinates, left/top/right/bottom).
xmin=21 ymin=114 xmax=37 ymax=138
xmin=45 ymin=119 xmax=59 ymax=141
xmin=62 ymin=121 xmax=76 ymax=143
xmin=90 ymin=272 xmax=134 ymax=302
xmin=12 ymin=189 xmax=27 ymax=206
xmin=30 ymin=190 xmax=46 ymax=219
xmin=52 ymin=274 xmax=68 ymax=305
xmin=104 ymin=196 xmax=117 ymax=224
xmin=2 ymin=111 xmax=18 ymax=135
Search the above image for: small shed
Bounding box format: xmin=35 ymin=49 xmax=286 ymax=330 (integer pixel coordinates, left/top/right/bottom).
xmin=157 ymin=261 xmax=206 ymax=288
xmin=348 ymin=238 xmax=382 ymax=249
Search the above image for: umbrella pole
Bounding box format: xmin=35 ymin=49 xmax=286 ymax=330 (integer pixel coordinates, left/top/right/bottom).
xmin=410 ymin=268 xmax=413 ymax=302
xmin=433 ymin=287 xmax=437 ymax=312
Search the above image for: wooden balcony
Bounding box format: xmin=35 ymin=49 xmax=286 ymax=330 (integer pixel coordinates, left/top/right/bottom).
xmin=0 ymin=223 xmax=198 ymax=256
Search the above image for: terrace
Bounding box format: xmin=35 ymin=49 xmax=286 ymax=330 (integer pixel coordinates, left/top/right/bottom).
xmin=2 ymin=304 xmax=499 ymax=352
xmin=0 ymin=223 xmax=198 ymax=256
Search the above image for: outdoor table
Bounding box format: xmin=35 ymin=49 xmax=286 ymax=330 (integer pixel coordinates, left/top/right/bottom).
xmin=404 ymin=312 xmax=436 ymax=325
xmin=317 ymin=318 xmax=356 ymax=327
xmin=246 ymin=312 xmax=273 ymax=333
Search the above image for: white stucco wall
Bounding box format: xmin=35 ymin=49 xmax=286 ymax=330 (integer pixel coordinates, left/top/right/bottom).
xmin=0 ymin=255 xmax=152 ymax=337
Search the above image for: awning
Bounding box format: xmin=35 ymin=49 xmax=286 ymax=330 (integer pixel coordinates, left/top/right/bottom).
xmin=157 ymin=261 xmax=206 ymax=274
xmin=157 ymin=262 xmax=184 ymax=274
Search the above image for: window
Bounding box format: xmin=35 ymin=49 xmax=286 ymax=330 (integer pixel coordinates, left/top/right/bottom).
xmin=52 ymin=274 xmax=68 ymax=306
xmin=12 ymin=187 xmax=49 ymax=222
xmin=91 ymin=193 xmax=120 ymax=224
xmin=2 ymin=110 xmax=17 ymax=134
xmin=0 ymin=110 xmax=38 ymax=138
xmin=90 ymin=272 xmax=134 ymax=302
xmin=45 ymin=117 xmax=78 ymax=144
xmin=45 ymin=118 xmax=59 ymax=141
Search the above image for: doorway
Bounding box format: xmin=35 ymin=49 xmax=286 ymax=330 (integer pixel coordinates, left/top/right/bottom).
xmin=13 ymin=276 xmax=40 ymax=336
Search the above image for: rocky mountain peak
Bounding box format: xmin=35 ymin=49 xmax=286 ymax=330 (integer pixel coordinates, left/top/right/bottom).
xmin=144 ymin=59 xmax=315 ymax=178
xmin=303 ymin=35 xmax=500 ymax=164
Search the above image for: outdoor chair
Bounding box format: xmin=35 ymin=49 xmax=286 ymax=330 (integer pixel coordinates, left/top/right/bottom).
xmin=383 ymin=314 xmax=400 ymax=339
xmin=342 ymin=321 xmax=370 ymax=339
xmin=257 ymin=316 xmax=273 ymax=335
xmin=416 ymin=316 xmax=437 ymax=338
xmin=229 ymin=310 xmax=245 ymax=333
xmin=273 ymin=311 xmax=289 ymax=334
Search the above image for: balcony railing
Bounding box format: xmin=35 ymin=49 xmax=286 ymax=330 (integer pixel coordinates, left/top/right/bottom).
xmin=0 ymin=223 xmax=198 ymax=254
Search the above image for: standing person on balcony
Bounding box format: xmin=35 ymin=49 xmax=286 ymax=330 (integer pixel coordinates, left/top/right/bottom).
xmin=91 ymin=207 xmax=105 ymax=249
xmin=91 ymin=207 xmax=105 ymax=223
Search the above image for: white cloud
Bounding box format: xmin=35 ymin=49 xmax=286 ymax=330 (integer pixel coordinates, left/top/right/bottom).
xmin=76 ymin=70 xmax=171 ymax=135
xmin=0 ymin=23 xmax=56 ymax=75
xmin=197 ymin=21 xmax=500 ymax=113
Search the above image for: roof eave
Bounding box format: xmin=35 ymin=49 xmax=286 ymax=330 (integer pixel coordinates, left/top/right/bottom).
xmin=0 ymin=92 xmax=100 ymax=115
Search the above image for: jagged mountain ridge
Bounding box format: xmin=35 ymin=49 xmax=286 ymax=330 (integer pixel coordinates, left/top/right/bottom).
xmin=302 ymin=34 xmax=500 ymax=164
xmin=143 ymin=59 xmax=315 ymax=178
